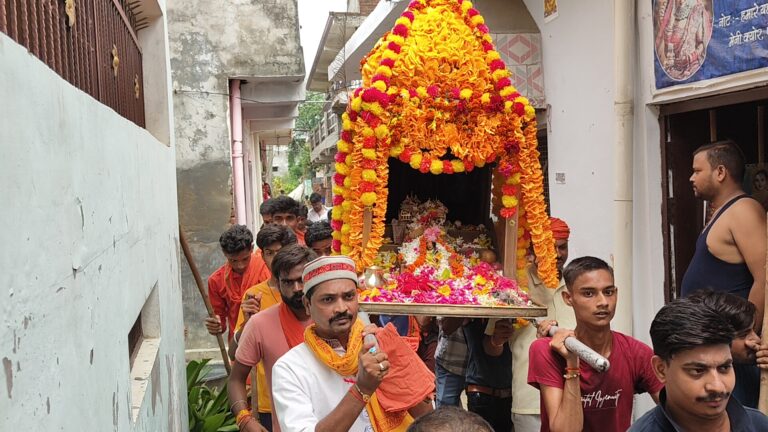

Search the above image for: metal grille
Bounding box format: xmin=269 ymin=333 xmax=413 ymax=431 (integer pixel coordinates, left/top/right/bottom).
xmin=1 ymin=0 xmax=146 ymax=127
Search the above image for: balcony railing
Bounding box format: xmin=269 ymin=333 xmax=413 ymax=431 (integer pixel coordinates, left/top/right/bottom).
xmin=1 ymin=0 xmax=146 ymax=127
xmin=309 ymin=109 xmax=339 ymax=153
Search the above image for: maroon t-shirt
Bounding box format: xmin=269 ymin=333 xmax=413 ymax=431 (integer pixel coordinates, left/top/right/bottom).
xmin=528 ymin=331 xmax=663 ymax=432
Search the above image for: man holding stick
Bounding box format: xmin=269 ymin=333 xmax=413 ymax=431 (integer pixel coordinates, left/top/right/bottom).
xmin=528 ymin=256 xmax=663 ymax=432
xmin=228 ymin=245 xmax=317 ymax=431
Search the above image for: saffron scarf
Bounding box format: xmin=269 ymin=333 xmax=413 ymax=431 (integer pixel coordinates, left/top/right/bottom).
xmin=303 ymin=319 xmax=413 ymax=432
xmin=224 ymin=251 xmax=264 ymax=304
xmin=278 ymin=302 xmax=308 ymax=348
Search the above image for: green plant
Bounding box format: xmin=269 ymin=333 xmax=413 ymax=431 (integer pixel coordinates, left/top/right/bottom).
xmin=187 ymin=359 xmax=238 ymax=432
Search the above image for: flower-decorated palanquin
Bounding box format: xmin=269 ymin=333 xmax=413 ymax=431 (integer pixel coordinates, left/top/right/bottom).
xmin=331 ymin=0 xmax=559 ymax=293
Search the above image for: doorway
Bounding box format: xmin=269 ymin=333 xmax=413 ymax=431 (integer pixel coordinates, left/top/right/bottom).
xmin=660 ymin=86 xmax=768 ymax=300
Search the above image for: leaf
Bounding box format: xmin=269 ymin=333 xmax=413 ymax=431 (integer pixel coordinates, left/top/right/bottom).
xmin=217 ymin=425 xmax=239 ymax=432
xmin=202 ymin=413 xmax=227 ymax=432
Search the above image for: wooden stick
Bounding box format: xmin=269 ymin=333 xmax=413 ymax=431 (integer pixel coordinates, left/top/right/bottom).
xmin=179 ymin=226 xmax=232 ymax=375
xmin=361 ymin=207 xmax=373 ymax=258
xmin=250 ymin=368 xmax=258 ymax=411
xmin=760 ymin=216 xmax=768 ymax=413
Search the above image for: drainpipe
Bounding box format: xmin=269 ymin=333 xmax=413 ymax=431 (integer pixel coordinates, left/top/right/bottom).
xmin=613 ymin=0 xmax=634 ymax=335
xmin=230 ymin=79 xmax=247 ymax=225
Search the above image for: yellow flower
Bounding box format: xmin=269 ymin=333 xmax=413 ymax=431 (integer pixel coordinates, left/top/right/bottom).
xmin=343 ymin=177 xmax=352 ymax=188
xmin=461 ymin=1 xmax=473 ymax=12
xmin=471 ymin=15 xmax=484 ymax=26
xmin=459 ymin=89 xmax=473 ymax=100
xmin=410 ymin=153 xmax=423 ymax=169
xmin=341 ymin=245 xmax=352 ymax=255
xmin=375 ymin=66 xmax=392 ymax=77
xmin=362 ymin=127 xmax=375 ymax=137
xmin=332 ymin=231 xmax=341 ymax=240
xmin=502 ymin=195 xmax=518 ymax=208
xmin=342 ymin=118 xmax=352 ymax=131
xmin=362 ymin=148 xmax=377 ymax=160
xmin=345 ymin=155 xmax=352 ymax=165
xmin=351 ymin=97 xmax=362 ymax=112
xmin=362 ymin=169 xmax=377 ymax=182
xmin=480 ymin=93 xmax=491 ymax=104
xmin=374 ymin=124 xmax=389 ymax=139
xmin=474 ymin=275 xmax=487 ymax=286
xmin=371 ymin=81 xmax=387 ymax=92
xmin=510 ymin=173 xmax=522 ymax=184
xmin=341 ymin=224 xmax=351 ymax=235
xmin=500 ymin=86 xmax=515 ymax=97
xmin=335 ymin=163 xmax=350 ymax=176
xmin=416 ymin=86 xmax=428 ymax=99
xmin=361 ymin=192 xmax=377 ymax=207
xmin=337 ymin=140 xmax=350 ymax=153
xmin=395 ymin=17 xmax=411 ymax=27
xmin=451 ymin=159 xmax=465 ymax=173
xmin=504 ymin=100 xmax=513 ymax=112
xmin=525 ymin=105 xmax=536 ymax=121
xmin=487 ymin=51 xmax=501 ymax=61
xmin=430 ymin=159 xmax=443 ymax=174
xmin=332 ymin=206 xmax=343 ymax=219
xmin=390 ymin=145 xmax=404 ymax=157
xmin=342 ymin=200 xmax=352 ymax=211
xmin=437 ymin=285 xmax=452 ymax=297
xmin=400 ymin=89 xmax=411 ymax=100
xmin=514 ymin=96 xmax=530 ymax=106
xmin=387 ymin=34 xmax=405 ymax=45
xmin=382 ymin=49 xmax=398 ymax=61
xmin=492 ymin=69 xmax=510 ymax=81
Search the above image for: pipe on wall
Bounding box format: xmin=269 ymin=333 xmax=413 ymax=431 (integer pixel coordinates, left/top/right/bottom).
xmin=613 ymin=0 xmax=634 ymax=335
xmin=230 ymin=79 xmax=247 ymax=225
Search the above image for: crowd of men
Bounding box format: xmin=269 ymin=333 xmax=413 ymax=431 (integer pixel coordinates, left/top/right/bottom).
xmin=202 ymin=140 xmax=768 ymax=431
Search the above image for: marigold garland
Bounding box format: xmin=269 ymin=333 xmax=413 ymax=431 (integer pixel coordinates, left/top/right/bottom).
xmin=331 ymin=0 xmax=557 ymax=286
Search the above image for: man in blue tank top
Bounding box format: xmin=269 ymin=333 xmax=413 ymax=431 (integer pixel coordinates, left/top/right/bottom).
xmin=681 ymin=139 xmax=767 ymax=407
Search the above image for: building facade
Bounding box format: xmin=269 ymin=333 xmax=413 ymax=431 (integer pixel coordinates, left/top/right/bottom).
xmin=168 ymin=0 xmax=306 ymax=355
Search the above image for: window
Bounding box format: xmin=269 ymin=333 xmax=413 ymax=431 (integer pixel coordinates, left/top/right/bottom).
xmin=129 ymin=283 xmax=161 ymax=422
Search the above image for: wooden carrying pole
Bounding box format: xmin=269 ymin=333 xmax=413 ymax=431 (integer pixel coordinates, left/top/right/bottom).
xmin=760 ymin=217 xmax=768 ymax=413
xmin=179 ymin=226 xmax=232 ymax=374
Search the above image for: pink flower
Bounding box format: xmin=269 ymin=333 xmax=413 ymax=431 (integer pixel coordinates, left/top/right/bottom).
xmin=388 ymin=42 xmax=402 ymax=53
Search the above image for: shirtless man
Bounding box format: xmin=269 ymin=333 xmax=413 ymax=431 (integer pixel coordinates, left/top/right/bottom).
xmin=681 ymin=140 xmax=767 ymax=332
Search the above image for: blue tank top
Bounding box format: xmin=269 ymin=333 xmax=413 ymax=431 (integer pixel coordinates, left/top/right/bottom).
xmin=680 ymin=195 xmax=754 ymax=299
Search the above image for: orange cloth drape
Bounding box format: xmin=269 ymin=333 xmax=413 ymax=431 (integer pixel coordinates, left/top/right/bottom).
xmin=279 ymin=302 xmax=308 ymax=348
xmin=303 ymin=320 xmax=435 ymax=432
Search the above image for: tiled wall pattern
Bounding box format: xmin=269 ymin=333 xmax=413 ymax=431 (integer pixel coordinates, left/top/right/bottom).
xmin=492 ymin=33 xmax=545 ymax=108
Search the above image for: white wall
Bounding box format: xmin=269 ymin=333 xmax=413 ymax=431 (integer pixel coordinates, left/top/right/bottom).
xmin=522 ymin=2 xmax=619 ymax=282
xmin=0 ymin=14 xmax=186 ymax=430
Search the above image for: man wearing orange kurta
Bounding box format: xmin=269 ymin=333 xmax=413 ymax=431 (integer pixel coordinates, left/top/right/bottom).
xmin=205 ymin=225 xmax=270 ymax=341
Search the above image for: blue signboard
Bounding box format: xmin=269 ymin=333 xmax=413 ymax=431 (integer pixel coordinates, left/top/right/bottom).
xmin=653 ymin=0 xmax=768 ymax=89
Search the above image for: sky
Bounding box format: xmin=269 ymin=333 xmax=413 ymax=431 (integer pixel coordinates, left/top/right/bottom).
xmin=298 ymin=0 xmax=348 ymax=87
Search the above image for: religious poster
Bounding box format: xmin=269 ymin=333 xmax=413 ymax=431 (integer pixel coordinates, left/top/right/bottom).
xmin=653 ymin=0 xmax=768 ymax=89
xmin=744 ymin=163 xmax=768 ymax=210
xmin=544 ymin=0 xmax=558 ymax=23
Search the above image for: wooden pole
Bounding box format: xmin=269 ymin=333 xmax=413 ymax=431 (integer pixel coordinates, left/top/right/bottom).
xmin=179 ymin=226 xmax=232 ymax=374
xmin=760 ymin=217 xmax=768 ymax=413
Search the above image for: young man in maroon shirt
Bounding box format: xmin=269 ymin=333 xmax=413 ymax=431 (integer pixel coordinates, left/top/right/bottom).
xmin=528 ymin=256 xmax=663 ymax=432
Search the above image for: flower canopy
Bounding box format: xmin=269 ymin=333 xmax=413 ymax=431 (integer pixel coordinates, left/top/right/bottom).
xmin=331 ymin=0 xmax=558 ymax=288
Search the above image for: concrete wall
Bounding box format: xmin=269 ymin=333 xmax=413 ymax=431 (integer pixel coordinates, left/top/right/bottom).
xmin=168 ymin=0 xmax=305 ymax=353
xmin=0 ymin=2 xmax=186 ymax=428
xmin=522 ymin=0 xmax=618 ymax=283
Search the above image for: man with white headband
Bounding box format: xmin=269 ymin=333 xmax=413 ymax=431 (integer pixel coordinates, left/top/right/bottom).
xmin=271 ymin=255 xmax=434 ymax=431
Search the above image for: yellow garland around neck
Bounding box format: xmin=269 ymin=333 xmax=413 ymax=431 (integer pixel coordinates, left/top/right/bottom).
xmin=304 ymin=319 xmax=364 ymax=377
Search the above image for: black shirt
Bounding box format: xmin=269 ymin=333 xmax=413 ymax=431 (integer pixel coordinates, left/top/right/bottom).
xmin=630 ymin=389 xmax=768 ymax=431
xmin=462 ymin=319 xmax=512 ymax=389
